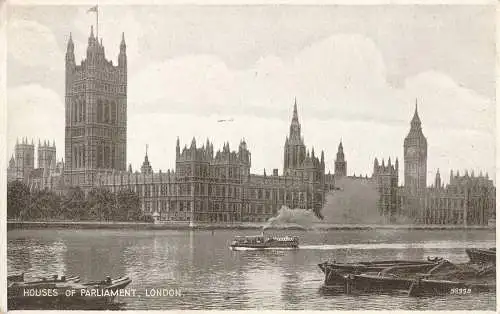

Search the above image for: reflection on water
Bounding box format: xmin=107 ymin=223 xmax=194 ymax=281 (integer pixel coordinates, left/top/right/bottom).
xmin=7 ymin=228 xmax=496 ymax=310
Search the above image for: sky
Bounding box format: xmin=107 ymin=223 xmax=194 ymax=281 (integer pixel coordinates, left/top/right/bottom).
xmin=6 ymin=5 xmax=496 ymax=185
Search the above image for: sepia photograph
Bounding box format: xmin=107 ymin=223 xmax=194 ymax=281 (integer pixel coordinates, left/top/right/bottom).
xmin=4 ymin=3 xmax=497 ymax=311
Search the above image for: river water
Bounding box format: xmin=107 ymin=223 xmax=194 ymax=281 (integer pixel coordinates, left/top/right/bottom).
xmin=7 ymin=228 xmax=496 ymax=310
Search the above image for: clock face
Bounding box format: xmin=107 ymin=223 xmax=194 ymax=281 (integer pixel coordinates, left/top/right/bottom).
xmin=407 ymin=147 xmax=417 ymax=157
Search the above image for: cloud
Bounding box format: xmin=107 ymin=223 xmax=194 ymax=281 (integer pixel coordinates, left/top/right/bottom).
xmin=7 ymin=84 xmax=65 ymax=160
xmin=8 ymin=19 xmax=63 ymax=69
xmin=403 ymin=71 xmax=494 ymax=133
xmin=6 ymin=17 xmax=494 ymax=184
xmin=128 ymin=33 xmax=494 ymax=135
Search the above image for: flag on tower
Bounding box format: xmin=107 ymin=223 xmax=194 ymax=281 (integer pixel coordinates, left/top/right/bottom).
xmin=87 ymin=5 xmax=98 ymax=13
xmin=87 ymin=5 xmax=99 ymax=40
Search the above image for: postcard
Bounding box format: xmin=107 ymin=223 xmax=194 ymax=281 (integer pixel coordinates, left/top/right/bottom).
xmin=4 ymin=3 xmax=496 ymax=312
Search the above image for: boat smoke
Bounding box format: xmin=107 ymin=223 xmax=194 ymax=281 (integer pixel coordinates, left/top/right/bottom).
xmin=263 ymin=205 xmax=321 ymax=230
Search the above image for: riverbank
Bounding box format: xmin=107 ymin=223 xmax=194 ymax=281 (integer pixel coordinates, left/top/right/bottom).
xmin=7 ymin=220 xmax=496 ymax=231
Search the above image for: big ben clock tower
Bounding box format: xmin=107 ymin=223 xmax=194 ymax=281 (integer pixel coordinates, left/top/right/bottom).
xmin=404 ymin=100 xmax=427 ymax=194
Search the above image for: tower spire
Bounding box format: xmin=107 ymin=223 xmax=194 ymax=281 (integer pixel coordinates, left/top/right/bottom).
xmin=292 ymin=97 xmax=298 ymax=122
xmin=67 ymin=32 xmax=74 ymax=50
xmin=411 ymin=98 xmax=421 ymax=128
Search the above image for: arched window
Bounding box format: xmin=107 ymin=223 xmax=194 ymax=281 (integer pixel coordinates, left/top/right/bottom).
xmin=73 ymin=99 xmax=77 ymax=123
xmin=82 ymin=99 xmax=86 ymax=123
xmin=97 ymin=144 xmax=102 ymax=168
xmin=111 ymin=145 xmax=115 ymax=168
xmin=97 ymin=99 xmax=103 ymax=123
xmin=111 ymin=101 xmax=117 ymax=123
xmin=82 ymin=146 xmax=85 ymax=168
xmin=104 ymin=101 xmax=110 ymax=123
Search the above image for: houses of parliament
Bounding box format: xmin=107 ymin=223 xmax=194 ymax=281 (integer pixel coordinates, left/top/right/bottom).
xmin=7 ymin=27 xmax=495 ymax=225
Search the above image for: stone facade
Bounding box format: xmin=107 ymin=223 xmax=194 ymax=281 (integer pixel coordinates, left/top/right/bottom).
xmin=96 ymin=103 xmax=330 ymax=224
xmin=398 ymin=102 xmax=495 ymax=225
xmin=373 ymin=157 xmax=399 ymax=221
xmin=64 ymin=27 xmax=127 ymax=189
xmin=400 ymin=170 xmax=495 ymax=225
xmin=404 ymin=101 xmax=427 ymax=195
xmin=330 ymin=101 xmax=495 ymax=226
xmin=334 ymin=141 xmax=347 ymax=178
xmin=7 ymin=138 xmax=65 ymax=192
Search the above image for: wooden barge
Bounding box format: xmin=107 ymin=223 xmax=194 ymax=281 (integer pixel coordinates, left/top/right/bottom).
xmin=465 ymin=248 xmax=496 ymax=264
xmin=319 ymin=248 xmax=496 ymax=297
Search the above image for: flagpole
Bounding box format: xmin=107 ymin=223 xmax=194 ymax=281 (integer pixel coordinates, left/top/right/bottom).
xmin=96 ymin=5 xmax=99 ymax=42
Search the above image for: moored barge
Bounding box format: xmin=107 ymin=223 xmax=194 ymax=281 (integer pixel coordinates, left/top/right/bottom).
xmin=465 ymin=248 xmax=496 ymax=264
xmin=318 ymin=258 xmax=441 ymax=287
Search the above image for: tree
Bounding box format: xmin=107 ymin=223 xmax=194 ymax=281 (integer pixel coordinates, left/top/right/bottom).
xmin=61 ymin=187 xmax=86 ymax=220
xmin=7 ymin=181 xmax=30 ymax=219
xmin=87 ymin=187 xmax=115 ymax=221
xmin=25 ymin=189 xmax=61 ymax=220
xmin=116 ymin=189 xmax=141 ymax=221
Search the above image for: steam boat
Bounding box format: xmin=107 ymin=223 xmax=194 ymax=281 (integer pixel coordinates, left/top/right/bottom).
xmin=230 ymin=232 xmax=299 ymax=249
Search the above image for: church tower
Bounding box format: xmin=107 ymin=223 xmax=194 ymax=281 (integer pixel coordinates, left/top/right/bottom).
xmin=64 ymin=27 xmax=127 ymax=187
xmin=404 ymin=100 xmax=427 ymax=194
xmin=283 ymin=98 xmax=306 ymax=176
xmin=334 ymin=140 xmax=347 ymax=177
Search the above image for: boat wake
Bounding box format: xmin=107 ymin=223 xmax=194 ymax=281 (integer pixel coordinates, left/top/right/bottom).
xmin=298 ymin=241 xmax=496 ymax=251
xmin=229 ymin=247 xmax=298 ymax=251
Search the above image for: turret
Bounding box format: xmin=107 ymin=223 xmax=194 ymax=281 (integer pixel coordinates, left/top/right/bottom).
xmin=119 ymin=32 xmax=127 ymax=68
xmin=373 ymin=158 xmax=379 ymax=174
xmin=9 ymin=155 xmax=15 ymax=168
xmin=65 ymin=32 xmax=75 ymax=65
xmin=395 ymin=158 xmax=399 ymax=171
xmin=86 ymin=26 xmax=98 ymax=62
xmin=176 ymin=137 xmax=180 ymax=158
xmin=435 ymin=169 xmax=441 ymax=189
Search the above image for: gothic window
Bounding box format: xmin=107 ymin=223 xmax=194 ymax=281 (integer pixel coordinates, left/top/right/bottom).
xmin=104 ymin=146 xmax=110 ymax=168
xmin=79 ymin=100 xmax=83 ymax=122
xmin=82 ymin=99 xmax=86 ymax=123
xmin=72 ymin=100 xmax=77 ymax=123
xmin=111 ymin=145 xmax=115 ymax=169
xmin=97 ymin=99 xmax=103 ymax=123
xmin=97 ymin=145 xmax=102 ymax=168
xmin=82 ymin=146 xmax=85 ymax=168
xmin=104 ymin=101 xmax=110 ymax=123
xmin=111 ymin=101 xmax=118 ymax=123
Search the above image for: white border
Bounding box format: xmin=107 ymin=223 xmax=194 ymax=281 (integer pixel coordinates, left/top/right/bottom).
xmin=1 ymin=1 xmax=498 ymax=313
